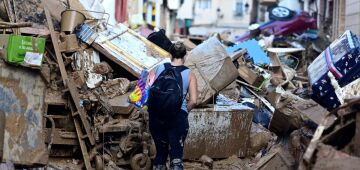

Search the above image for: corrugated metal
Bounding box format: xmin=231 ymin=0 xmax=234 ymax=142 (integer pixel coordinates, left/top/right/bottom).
xmin=184 ymin=106 xmax=253 ymax=159
xmin=0 ymin=62 xmax=48 ymax=166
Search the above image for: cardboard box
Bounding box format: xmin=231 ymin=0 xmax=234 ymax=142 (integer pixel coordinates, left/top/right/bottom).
xmin=109 ymin=92 xmax=134 ymax=114
xmin=269 ymin=97 xmax=328 ymax=135
xmin=6 ymin=35 xmax=46 ymax=67
xmin=185 ymin=36 xmax=239 ymax=104
xmin=238 ymin=65 xmax=265 ymax=87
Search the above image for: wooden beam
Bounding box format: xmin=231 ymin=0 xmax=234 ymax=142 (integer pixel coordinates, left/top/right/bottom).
xmin=44 ymin=5 xmax=68 ymax=87
xmin=302 ymin=115 xmax=333 ymax=163
xmin=20 ymin=27 xmax=50 ymax=36
xmin=67 ymin=78 xmax=95 ymax=145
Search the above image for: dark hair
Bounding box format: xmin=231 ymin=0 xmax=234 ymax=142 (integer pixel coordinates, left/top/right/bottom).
xmin=169 ymin=42 xmax=186 ymax=60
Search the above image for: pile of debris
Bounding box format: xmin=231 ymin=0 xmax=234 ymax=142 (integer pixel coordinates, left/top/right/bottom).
xmin=175 ymin=8 xmax=360 ymax=170
xmin=0 ymin=1 xmax=169 ymax=169
xmin=1 ymin=1 xmax=360 ymax=170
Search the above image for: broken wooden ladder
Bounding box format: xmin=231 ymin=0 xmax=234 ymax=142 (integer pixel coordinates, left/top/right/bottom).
xmin=45 ymin=5 xmax=95 ymax=170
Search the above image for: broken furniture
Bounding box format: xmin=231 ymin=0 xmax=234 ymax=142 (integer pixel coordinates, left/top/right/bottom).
xmin=184 ymin=105 xmax=253 ymax=159
xmin=269 ymin=93 xmax=328 ymax=136
xmin=92 ymin=24 xmax=171 ymax=77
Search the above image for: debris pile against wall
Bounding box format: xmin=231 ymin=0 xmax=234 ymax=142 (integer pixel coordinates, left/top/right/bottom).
xmin=1 ymin=1 xmax=360 ymax=170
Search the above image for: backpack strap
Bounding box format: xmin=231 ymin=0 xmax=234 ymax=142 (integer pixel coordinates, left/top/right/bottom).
xmin=163 ymin=63 xmax=190 ymax=109
xmin=177 ymin=65 xmax=189 ymax=73
xmin=164 ymin=62 xmax=172 ymax=70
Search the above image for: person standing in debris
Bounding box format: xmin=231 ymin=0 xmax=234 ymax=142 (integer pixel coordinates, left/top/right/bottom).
xmin=147 ymin=42 xmax=198 ymax=170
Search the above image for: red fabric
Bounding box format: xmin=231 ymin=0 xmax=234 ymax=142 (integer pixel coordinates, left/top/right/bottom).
xmin=115 ymin=0 xmax=128 ymax=23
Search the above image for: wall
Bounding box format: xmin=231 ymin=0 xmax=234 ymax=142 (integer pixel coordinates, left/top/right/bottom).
xmin=102 ymin=0 xmax=141 ymax=26
xmin=177 ymin=0 xmax=194 ymax=19
xmin=102 ymin=0 xmax=117 ymax=25
xmin=345 ymin=0 xmax=360 ymax=35
xmin=193 ymin=0 xmax=251 ymax=28
xmin=332 ymin=0 xmax=346 ymax=39
xmin=128 ymin=0 xmax=140 ymax=16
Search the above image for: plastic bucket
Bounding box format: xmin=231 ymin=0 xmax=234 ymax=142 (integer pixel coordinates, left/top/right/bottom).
xmin=61 ymin=10 xmax=86 ymax=33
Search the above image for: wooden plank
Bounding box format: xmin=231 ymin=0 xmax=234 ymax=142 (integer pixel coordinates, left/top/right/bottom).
xmin=74 ymin=117 xmax=94 ymax=170
xmin=20 ymin=27 xmax=50 ymax=36
xmin=302 ymin=115 xmax=336 ymax=163
xmin=69 ymin=104 xmax=94 ymax=170
xmin=44 ymin=5 xmax=68 ymax=86
xmin=254 ymin=148 xmax=293 ymax=170
xmin=244 ymin=86 xmax=275 ymax=113
xmin=3 ymin=0 xmax=17 ymax=34
xmin=44 ymin=128 xmax=78 ymax=145
xmin=67 ymin=78 xmax=95 ymax=145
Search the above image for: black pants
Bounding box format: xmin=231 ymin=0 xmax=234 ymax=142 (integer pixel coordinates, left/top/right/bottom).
xmin=149 ymin=110 xmax=189 ymax=165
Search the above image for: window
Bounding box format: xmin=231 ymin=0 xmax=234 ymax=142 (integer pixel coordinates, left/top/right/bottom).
xmin=197 ymin=0 xmax=211 ymax=9
xmin=234 ymin=0 xmax=244 ymax=16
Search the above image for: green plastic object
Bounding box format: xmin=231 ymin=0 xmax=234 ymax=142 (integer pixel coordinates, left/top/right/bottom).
xmin=6 ymin=35 xmax=46 ymax=66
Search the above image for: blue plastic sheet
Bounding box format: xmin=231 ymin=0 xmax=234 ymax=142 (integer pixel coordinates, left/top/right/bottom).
xmin=227 ymin=39 xmax=270 ymax=65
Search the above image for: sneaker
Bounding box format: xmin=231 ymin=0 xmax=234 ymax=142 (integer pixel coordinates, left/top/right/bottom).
xmin=170 ymin=159 xmax=183 ymax=170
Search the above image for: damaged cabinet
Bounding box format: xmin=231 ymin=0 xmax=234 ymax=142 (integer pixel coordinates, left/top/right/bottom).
xmin=184 ymin=106 xmax=253 ymax=159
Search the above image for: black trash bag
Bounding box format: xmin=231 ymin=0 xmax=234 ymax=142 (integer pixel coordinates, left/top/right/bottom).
xmin=147 ymin=29 xmax=173 ymax=52
xmin=253 ymin=107 xmax=272 ymax=128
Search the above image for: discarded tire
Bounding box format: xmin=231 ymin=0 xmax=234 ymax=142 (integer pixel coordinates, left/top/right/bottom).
xmin=269 ymin=6 xmax=294 ymax=21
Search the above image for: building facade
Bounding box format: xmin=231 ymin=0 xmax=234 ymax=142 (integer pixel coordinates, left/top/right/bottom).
xmin=192 ymin=0 xmax=252 ymax=28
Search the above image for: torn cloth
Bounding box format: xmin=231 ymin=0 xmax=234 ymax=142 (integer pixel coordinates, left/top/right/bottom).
xmin=115 ymin=0 xmax=128 ymax=23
